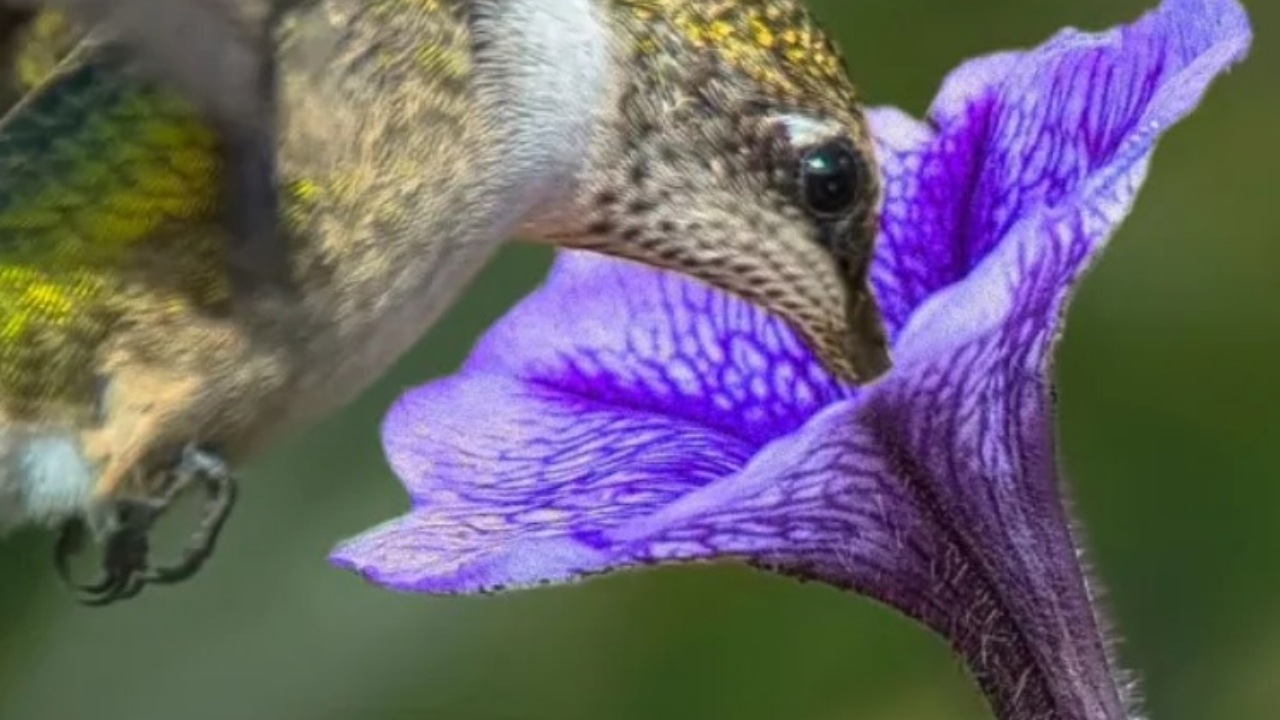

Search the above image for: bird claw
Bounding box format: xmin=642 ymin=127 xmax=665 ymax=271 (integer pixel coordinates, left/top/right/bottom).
xmin=54 ymin=444 xmax=238 ymax=606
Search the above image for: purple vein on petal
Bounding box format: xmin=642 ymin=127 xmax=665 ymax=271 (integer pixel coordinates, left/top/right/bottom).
xmin=867 ymin=0 xmax=1251 ymax=339
xmin=333 ymin=1 xmax=1252 ymax=717
xmin=332 ymin=373 xmax=756 ymax=592
xmin=462 ymin=252 xmax=855 ymax=444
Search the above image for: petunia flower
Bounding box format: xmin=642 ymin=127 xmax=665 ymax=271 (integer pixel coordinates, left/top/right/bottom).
xmin=331 ymin=1 xmax=1251 ymax=718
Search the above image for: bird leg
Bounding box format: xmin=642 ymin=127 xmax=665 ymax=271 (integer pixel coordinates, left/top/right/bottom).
xmin=54 ymin=443 xmax=238 ymax=606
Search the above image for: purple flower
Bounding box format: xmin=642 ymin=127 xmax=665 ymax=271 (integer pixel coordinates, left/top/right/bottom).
xmin=332 ymin=1 xmax=1250 ymax=718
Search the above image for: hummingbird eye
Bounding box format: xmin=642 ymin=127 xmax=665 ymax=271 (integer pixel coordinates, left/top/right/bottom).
xmin=799 ymin=140 xmax=861 ymax=217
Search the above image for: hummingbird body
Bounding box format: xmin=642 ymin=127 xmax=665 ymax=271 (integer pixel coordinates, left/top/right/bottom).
xmin=0 ymin=0 xmax=891 ymax=601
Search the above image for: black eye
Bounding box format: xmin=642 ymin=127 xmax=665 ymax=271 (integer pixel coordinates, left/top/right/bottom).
xmin=800 ymin=141 xmax=861 ymax=216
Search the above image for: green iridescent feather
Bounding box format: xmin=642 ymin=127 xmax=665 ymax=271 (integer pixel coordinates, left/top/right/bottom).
xmin=0 ymin=52 xmax=224 ymax=422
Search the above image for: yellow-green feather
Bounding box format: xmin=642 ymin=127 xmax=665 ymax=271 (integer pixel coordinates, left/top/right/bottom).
xmin=11 ymin=12 xmax=82 ymax=93
xmin=619 ymin=0 xmax=859 ymax=112
xmin=0 ymin=55 xmax=223 ymax=422
xmin=0 ymin=0 xmax=474 ymax=425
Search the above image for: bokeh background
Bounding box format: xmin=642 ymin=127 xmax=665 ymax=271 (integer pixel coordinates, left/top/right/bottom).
xmin=1 ymin=1 xmax=1276 ymax=718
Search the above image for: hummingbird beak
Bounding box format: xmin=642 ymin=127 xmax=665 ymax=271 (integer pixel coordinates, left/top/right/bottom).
xmin=835 ymin=279 xmax=891 ymax=382
xmin=763 ymin=262 xmax=891 ymax=386
xmin=709 ymin=226 xmax=893 ymax=386
xmin=548 ymin=223 xmax=892 ymax=386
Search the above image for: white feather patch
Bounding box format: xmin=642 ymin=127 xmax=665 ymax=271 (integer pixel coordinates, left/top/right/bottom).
xmin=468 ymin=0 xmax=611 ymax=231
xmin=0 ymin=432 xmax=96 ymax=532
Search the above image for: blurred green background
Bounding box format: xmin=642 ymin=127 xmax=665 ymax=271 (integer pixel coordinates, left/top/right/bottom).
xmin=1 ymin=1 xmax=1276 ymax=718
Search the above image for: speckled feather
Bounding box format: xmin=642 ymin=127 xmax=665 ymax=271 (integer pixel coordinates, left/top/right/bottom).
xmin=0 ymin=52 xmax=220 ymax=424
xmin=0 ymin=0 xmax=888 ymax=535
xmin=567 ymin=0 xmax=886 ymax=382
xmin=0 ymin=1 xmax=480 ymax=497
xmin=623 ymin=0 xmax=858 ymax=112
xmin=0 ymin=0 xmax=877 ymax=424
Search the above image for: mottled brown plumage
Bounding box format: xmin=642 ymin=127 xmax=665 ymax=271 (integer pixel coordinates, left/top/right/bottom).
xmin=0 ymin=0 xmax=890 ymax=602
xmin=557 ymin=0 xmax=888 ymax=382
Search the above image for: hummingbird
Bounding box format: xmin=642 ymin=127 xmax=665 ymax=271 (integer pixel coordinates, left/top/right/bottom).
xmin=0 ymin=0 xmax=890 ymax=605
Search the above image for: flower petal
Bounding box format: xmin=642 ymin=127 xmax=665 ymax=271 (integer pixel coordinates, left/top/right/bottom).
xmin=463 ymin=252 xmax=852 ymax=444
xmin=543 ymin=4 xmax=1252 ymax=716
xmin=591 ymin=383 xmax=1111 ymax=720
xmin=333 ymin=2 xmax=1250 ymax=717
xmin=330 ymin=372 xmax=754 ymax=592
xmin=580 ymin=203 xmax=1162 ymax=720
xmin=868 ymin=0 xmax=1252 ymax=338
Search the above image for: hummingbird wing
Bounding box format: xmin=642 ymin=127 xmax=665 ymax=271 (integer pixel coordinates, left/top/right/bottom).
xmin=0 ymin=6 xmax=85 ymax=113
xmin=0 ymin=51 xmax=222 ymax=424
xmin=0 ymin=0 xmax=271 ymax=134
xmin=1 ymin=0 xmax=290 ymax=298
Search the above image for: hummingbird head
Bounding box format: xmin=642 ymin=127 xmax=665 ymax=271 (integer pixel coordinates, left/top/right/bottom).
xmin=526 ymin=0 xmax=889 ymax=384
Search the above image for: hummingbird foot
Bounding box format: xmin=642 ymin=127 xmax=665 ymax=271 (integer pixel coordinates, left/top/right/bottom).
xmin=53 ymin=444 xmax=238 ymax=606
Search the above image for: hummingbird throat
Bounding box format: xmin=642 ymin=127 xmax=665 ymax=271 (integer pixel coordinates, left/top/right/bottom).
xmin=467 ymin=0 xmax=612 ymax=235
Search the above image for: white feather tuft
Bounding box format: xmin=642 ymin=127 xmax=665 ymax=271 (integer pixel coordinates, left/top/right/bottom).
xmin=0 ymin=431 xmax=97 ymax=533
